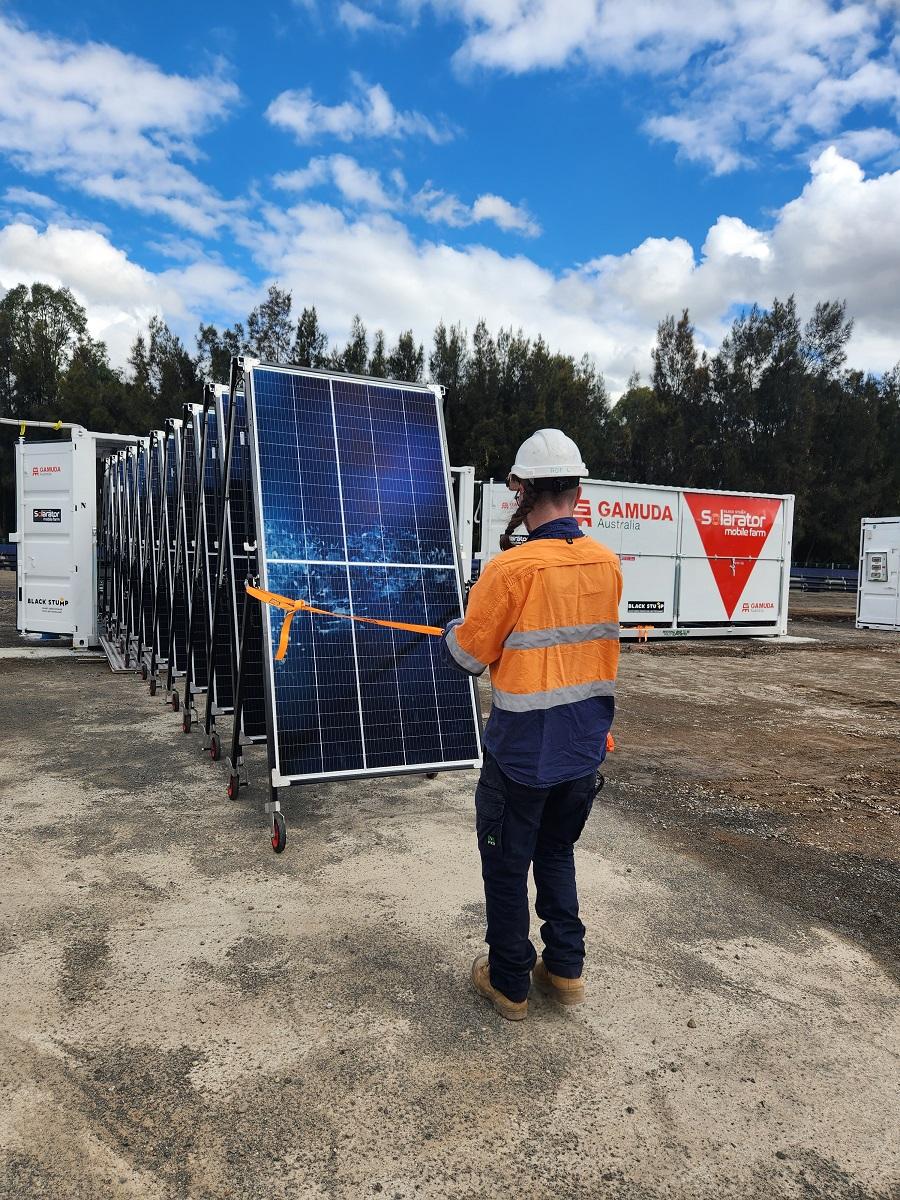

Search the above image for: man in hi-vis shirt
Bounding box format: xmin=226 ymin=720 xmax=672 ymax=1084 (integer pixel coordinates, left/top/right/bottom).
xmin=444 ymin=430 xmax=622 ymax=1021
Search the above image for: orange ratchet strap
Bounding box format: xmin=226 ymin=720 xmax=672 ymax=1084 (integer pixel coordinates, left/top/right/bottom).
xmin=246 ymin=584 xmax=444 ymax=661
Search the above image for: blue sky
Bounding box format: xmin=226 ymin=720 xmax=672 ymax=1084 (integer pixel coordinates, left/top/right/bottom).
xmin=0 ymin=1 xmax=898 ymax=392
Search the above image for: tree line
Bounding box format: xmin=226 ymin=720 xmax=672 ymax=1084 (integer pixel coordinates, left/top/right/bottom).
xmin=1 ymin=280 xmax=897 ymax=564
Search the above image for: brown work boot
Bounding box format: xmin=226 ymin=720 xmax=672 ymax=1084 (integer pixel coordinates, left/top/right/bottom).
xmin=470 ymin=954 xmax=528 ymax=1022
xmin=533 ymin=959 xmax=585 ymax=1006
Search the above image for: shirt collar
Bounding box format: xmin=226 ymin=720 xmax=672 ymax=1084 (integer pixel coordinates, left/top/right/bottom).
xmin=527 ymin=516 xmax=584 ymax=542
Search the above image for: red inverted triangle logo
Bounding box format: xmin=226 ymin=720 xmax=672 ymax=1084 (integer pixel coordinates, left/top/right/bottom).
xmin=684 ymin=493 xmax=781 ymax=618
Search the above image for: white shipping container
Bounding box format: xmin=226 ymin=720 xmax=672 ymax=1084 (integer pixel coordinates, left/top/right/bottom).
xmin=11 ymin=427 xmax=136 ymax=647
xmin=857 ymin=517 xmax=900 ymax=631
xmin=479 ymin=478 xmax=794 ymax=639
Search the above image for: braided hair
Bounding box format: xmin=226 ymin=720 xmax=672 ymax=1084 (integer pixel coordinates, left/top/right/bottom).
xmin=499 ymin=475 xmax=580 ymax=551
xmin=499 ymin=478 xmax=537 ymax=551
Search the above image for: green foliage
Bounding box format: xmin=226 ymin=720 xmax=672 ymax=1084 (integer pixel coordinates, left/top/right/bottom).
xmin=246 ymin=284 xmax=293 ymax=363
xmin=0 ymin=282 xmax=87 ymax=416
xmin=0 ymin=279 xmax=897 ymax=562
xmin=292 ymin=307 xmax=329 ymax=368
xmin=617 ymin=295 xmax=898 ymax=565
xmin=338 ymin=315 xmax=369 ymax=375
xmin=368 ymin=329 xmax=387 ymax=378
xmin=386 ymin=330 xmax=424 ymax=383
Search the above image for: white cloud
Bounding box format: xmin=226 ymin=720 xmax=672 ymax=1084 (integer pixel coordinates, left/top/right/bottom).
xmin=471 ymin=193 xmax=540 ymax=235
xmin=244 ymin=147 xmax=900 ymax=394
xmin=273 ymin=156 xmax=539 ymax=232
xmin=410 ymin=185 xmax=471 ymax=226
xmin=0 ymin=186 xmax=111 ymax=234
xmin=338 ymin=2 xmax=402 ymax=34
xmin=3 ymin=187 xmax=58 ymax=211
xmin=809 ymin=126 xmax=900 ymax=164
xmin=0 ymin=222 xmax=255 ymax=365
xmin=412 ymin=185 xmax=540 ymax=234
xmin=400 ymin=1 xmax=900 ymax=173
xmin=274 ymin=155 xmax=399 ymax=208
xmin=266 ymin=72 xmax=454 ymax=144
xmin=0 ymin=14 xmax=239 ymax=235
xmin=3 ymin=149 xmax=898 ymax=400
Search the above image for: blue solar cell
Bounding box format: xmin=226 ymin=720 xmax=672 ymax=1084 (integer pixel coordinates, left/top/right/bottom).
xmin=246 ymin=365 xmax=480 ymax=782
xmin=136 ymin=447 xmax=146 ymax=499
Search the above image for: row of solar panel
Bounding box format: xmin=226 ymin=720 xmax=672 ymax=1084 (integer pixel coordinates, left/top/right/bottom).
xmin=98 ymin=362 xmax=482 ymax=791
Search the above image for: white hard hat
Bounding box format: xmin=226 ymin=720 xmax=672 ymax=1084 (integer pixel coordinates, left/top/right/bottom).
xmin=509 ymin=429 xmax=587 ymax=481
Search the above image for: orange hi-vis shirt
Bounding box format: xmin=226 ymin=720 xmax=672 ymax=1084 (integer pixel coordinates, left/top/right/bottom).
xmin=443 ymin=519 xmax=623 ymax=786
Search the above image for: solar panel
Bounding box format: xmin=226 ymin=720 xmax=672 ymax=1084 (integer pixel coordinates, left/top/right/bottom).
xmin=133 ymin=442 xmax=153 ymax=655
xmin=115 ymin=453 xmax=129 ymax=634
xmin=243 ymin=363 xmax=481 ymax=784
xmin=205 ymin=391 xmax=236 ymax=714
xmin=100 ymin=455 xmax=119 ymax=631
xmin=148 ymin=431 xmax=170 ymax=663
xmin=165 ymin=422 xmax=187 ymax=677
xmin=124 ymin=446 xmax=143 ymax=652
xmin=219 ymin=387 xmax=267 ymax=741
xmin=181 ymin=408 xmax=208 ymax=692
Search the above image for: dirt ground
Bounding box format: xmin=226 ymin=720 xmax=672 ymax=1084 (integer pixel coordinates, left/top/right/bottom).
xmin=0 ymin=573 xmax=897 ymax=1200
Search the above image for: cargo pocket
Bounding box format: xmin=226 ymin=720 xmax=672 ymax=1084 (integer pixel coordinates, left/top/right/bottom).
xmin=572 ymin=774 xmax=597 ymax=843
xmin=575 ymin=795 xmax=594 ymax=842
xmin=475 ymin=779 xmax=506 ymax=856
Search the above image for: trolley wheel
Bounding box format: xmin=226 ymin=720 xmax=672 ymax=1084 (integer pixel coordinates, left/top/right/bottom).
xmin=271 ymin=811 xmax=286 ymax=854
xmin=149 ymin=677 xmax=157 ymax=697
xmin=170 ymin=691 xmax=180 ymax=713
xmin=210 ymin=732 xmax=222 ymax=762
xmin=182 ymin=711 xmax=192 ymax=735
xmin=226 ymin=773 xmax=240 ymax=800
xmin=595 ymin=772 xmax=605 ymax=794
xmin=425 ymin=772 xmax=438 ymax=780
xmin=140 ymin=663 xmax=148 ymax=681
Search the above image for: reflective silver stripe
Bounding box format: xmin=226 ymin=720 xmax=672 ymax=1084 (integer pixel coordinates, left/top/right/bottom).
xmin=492 ymin=679 xmax=616 ymax=712
xmin=504 ymin=622 xmax=620 ymax=650
xmin=445 ymin=626 xmax=487 ymax=676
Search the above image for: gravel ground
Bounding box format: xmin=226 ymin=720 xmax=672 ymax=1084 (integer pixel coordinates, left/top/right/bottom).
xmin=0 ymin=574 xmax=898 ymax=1200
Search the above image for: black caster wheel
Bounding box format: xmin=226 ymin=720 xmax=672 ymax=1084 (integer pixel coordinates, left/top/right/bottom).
xmin=210 ymin=732 xmax=222 ymax=762
xmin=171 ymin=691 xmax=180 ymax=713
xmin=271 ymin=811 xmax=286 ymax=854
xmin=425 ymin=772 xmax=437 ymax=780
xmin=182 ymin=712 xmax=191 ymax=735
xmin=595 ymin=772 xmax=605 ymax=794
xmin=149 ymin=677 xmax=157 ymax=697
xmin=140 ymin=663 xmax=148 ymax=681
xmin=226 ymin=773 xmax=240 ymax=800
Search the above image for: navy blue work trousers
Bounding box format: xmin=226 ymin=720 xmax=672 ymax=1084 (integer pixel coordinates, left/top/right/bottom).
xmin=475 ymin=752 xmax=597 ymax=1003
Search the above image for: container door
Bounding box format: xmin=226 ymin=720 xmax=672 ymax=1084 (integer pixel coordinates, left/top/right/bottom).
xmin=678 ymin=493 xmax=786 ymax=624
xmin=17 ymin=442 xmax=75 ymax=634
xmin=858 ymin=523 xmax=900 ymax=628
xmin=585 ymin=483 xmax=679 ymax=625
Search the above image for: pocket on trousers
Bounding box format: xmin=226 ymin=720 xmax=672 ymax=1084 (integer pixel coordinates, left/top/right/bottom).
xmin=571 ymin=774 xmax=596 ymax=843
xmin=574 ymin=794 xmax=594 ymax=842
xmin=475 ymin=779 xmax=506 ymax=856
